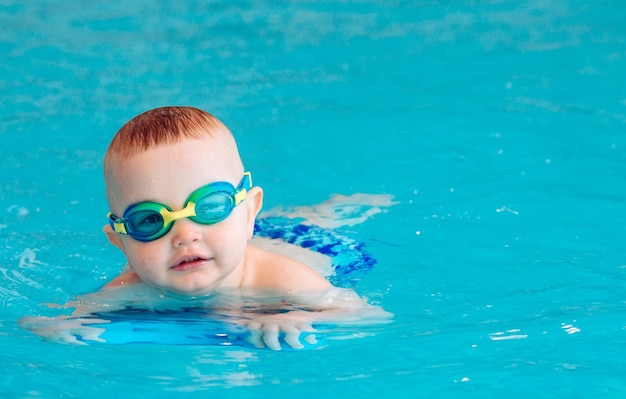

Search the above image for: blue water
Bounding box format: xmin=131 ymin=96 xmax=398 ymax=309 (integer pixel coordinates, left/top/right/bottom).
xmin=2 ymin=0 xmax=626 ymax=397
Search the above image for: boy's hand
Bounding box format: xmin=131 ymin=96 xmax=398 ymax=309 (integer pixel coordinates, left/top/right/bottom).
xmin=19 ymin=316 xmax=109 ymax=345
xmin=244 ymin=311 xmax=319 ymax=351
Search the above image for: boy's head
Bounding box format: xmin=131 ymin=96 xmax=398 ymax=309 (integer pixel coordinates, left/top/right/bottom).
xmin=104 ymin=106 xmax=243 ymax=200
xmin=105 ymin=106 xmax=233 ymax=159
xmin=102 ymin=106 xmax=263 ymax=295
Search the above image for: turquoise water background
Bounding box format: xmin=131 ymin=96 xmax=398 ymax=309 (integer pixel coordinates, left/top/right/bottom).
xmin=2 ymin=1 xmax=626 ymax=397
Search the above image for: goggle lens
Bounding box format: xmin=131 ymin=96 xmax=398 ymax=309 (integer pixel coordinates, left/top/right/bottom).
xmin=127 ymin=207 xmax=167 ymax=239
xmin=193 ymin=192 xmax=233 ymax=223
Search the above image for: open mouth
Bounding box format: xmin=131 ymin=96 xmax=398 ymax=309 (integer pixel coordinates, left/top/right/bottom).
xmin=170 ymin=256 xmax=208 ymax=271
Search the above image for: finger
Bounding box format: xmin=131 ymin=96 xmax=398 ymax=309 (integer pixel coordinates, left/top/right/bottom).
xmin=262 ymin=324 xmax=281 ymax=351
xmin=292 ymin=323 xmax=319 ymax=347
xmin=246 ymin=323 xmax=265 ymax=349
xmin=303 ymin=333 xmax=318 ymax=345
xmin=80 ymin=326 xmax=106 ymax=343
xmin=283 ymin=326 xmax=305 ymax=350
xmin=61 ymin=333 xmax=87 ymax=346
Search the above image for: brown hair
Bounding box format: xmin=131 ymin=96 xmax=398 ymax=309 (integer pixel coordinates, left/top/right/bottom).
xmin=105 ymin=106 xmax=228 ymax=162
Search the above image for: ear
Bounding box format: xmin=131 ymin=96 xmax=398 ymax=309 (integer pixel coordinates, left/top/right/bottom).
xmin=245 ymin=186 xmax=263 ymax=239
xmin=103 ymin=224 xmax=127 ymax=253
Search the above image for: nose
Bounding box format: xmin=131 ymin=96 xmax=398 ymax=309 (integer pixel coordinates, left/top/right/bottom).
xmin=170 ymin=218 xmax=202 ymax=247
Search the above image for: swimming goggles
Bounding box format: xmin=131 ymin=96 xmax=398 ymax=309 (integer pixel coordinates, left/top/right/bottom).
xmin=107 ymin=172 xmax=252 ymax=242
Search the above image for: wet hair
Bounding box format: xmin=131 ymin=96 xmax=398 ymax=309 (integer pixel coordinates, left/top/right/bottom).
xmin=103 ymin=106 xmax=243 ymax=207
xmin=105 ymin=106 xmax=228 ymax=162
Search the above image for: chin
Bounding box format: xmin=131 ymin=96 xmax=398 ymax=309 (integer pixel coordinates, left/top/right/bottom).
xmin=169 ymin=283 xmax=216 ymax=297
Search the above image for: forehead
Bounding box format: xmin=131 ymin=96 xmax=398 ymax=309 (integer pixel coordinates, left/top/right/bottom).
xmin=106 ymin=137 xmax=243 ymax=212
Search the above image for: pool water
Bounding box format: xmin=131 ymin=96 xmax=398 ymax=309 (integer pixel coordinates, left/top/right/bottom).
xmin=2 ymin=0 xmax=626 ymax=397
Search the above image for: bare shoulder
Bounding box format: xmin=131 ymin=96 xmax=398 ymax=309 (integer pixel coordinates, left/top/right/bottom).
xmin=244 ymin=245 xmax=332 ymax=290
xmin=102 ymin=269 xmax=142 ymax=289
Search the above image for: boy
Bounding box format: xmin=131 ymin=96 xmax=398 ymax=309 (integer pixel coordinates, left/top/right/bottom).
xmin=21 ymin=107 xmax=390 ymax=349
xmin=102 ymin=106 xmax=333 ymax=296
xmin=96 ymin=106 xmax=367 ymax=349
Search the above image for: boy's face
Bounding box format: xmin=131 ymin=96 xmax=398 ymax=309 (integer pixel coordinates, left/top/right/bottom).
xmin=104 ymin=136 xmax=261 ymax=295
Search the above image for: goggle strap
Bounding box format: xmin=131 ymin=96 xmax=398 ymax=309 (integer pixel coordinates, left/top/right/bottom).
xmin=113 ymin=223 xmax=128 ymax=234
xmin=239 ymin=172 xmax=252 ymax=189
xmin=234 ymin=188 xmax=247 ymax=205
xmin=107 ymin=213 xmax=128 ymax=234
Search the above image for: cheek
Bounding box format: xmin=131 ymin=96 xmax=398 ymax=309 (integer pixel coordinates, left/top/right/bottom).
xmin=211 ymin=210 xmax=250 ymax=250
xmin=123 ymin=240 xmax=162 ymax=270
